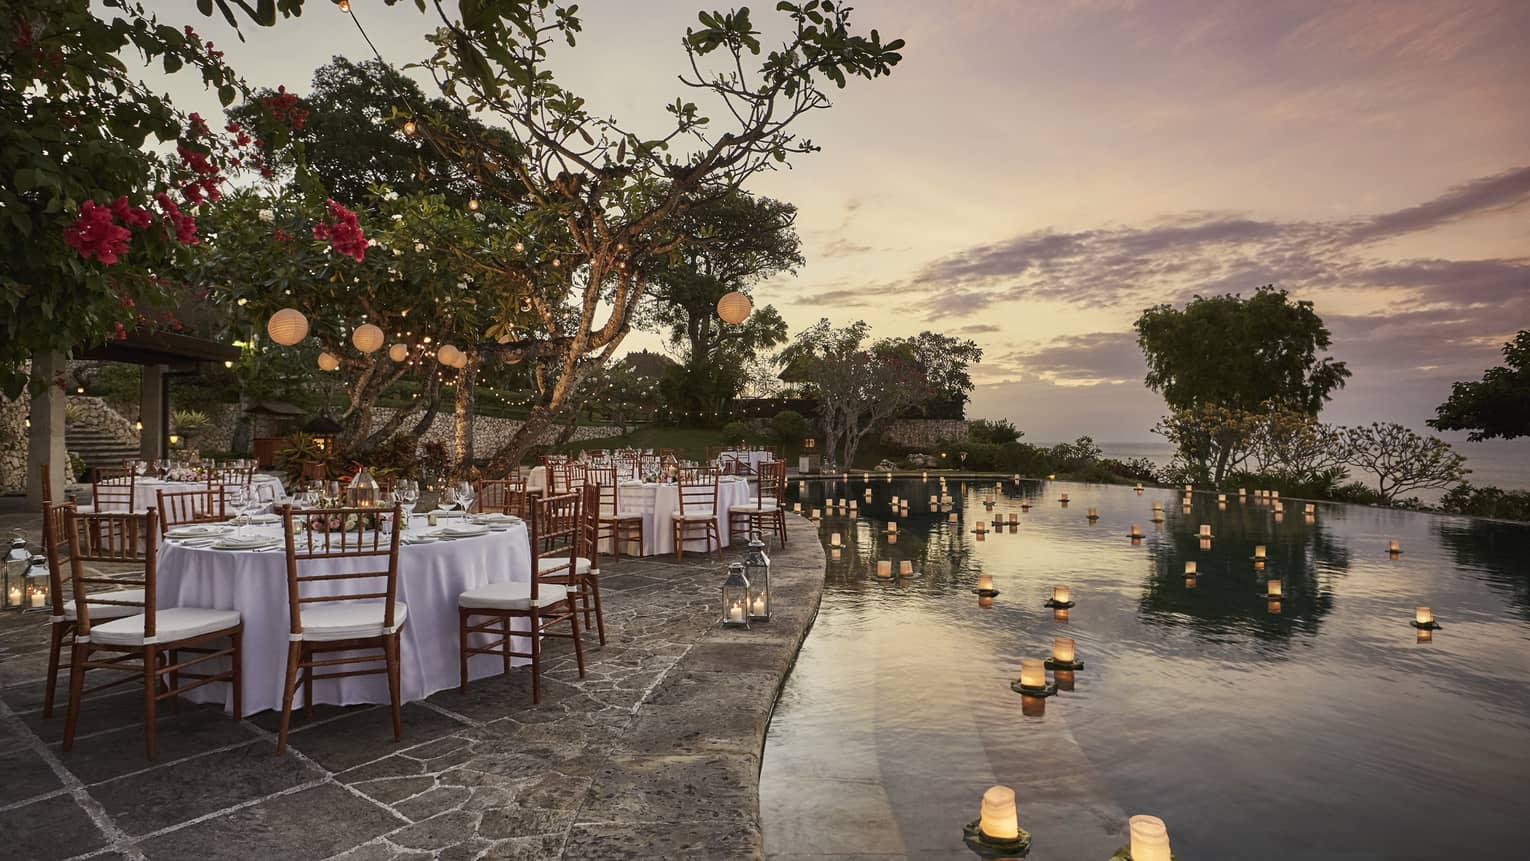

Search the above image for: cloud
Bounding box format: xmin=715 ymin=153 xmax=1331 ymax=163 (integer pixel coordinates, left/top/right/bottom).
xmin=997 ymin=331 xmax=1147 ymax=386
xmin=819 ymin=237 xmax=874 ymax=258
xmin=1347 ymin=166 xmax=1530 ymax=243
xmin=954 ymin=324 xmax=1002 ymax=335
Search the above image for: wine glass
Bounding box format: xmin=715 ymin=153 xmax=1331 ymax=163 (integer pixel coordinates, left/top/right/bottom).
xmin=442 ymin=485 xmax=458 ymax=512
xmin=239 ymin=483 xmax=262 ymax=534
xmin=399 ymin=481 xmax=419 ymax=520
xmin=456 ymin=481 xmax=475 ymax=515
xmin=226 ymin=484 xmax=249 ymax=537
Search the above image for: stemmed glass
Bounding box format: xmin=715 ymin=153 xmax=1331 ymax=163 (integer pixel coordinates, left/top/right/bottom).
xmin=227 ymin=484 xmax=250 ymax=538
xmin=959 ymin=451 xmax=968 ymax=471
xmin=399 ymin=480 xmax=419 ymax=524
xmin=455 ymin=480 xmax=475 ymax=515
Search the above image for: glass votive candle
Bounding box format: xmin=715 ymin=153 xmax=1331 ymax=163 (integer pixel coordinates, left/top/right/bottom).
xmin=1051 ymin=585 xmax=1070 ymax=604
xmin=1254 ymin=544 xmax=1267 ymax=559
xmin=978 ymin=786 xmax=1019 ymax=841
xmin=1415 ymin=606 xmax=1433 ymax=626
xmin=1052 ymin=636 xmax=1075 ymax=664
xmin=1267 ymin=579 xmax=1283 ymax=598
xmin=1130 ymin=523 xmax=1143 ymax=537
xmin=977 ymin=573 xmax=994 ymax=592
xmin=887 ymin=522 xmax=897 ymax=534
xmin=1129 ymin=815 xmax=1171 ymax=861
xmin=899 ymin=560 xmax=913 ymax=577
xmin=1389 ymin=539 xmax=1401 ymax=554
xmin=876 ymin=560 xmax=892 ymax=578
xmin=1184 ymin=561 xmax=1197 ymax=575
xmin=1199 ymin=523 xmax=1212 ymax=537
xmin=830 ymin=532 xmax=842 ymax=548
xmin=1008 ymin=513 xmax=1019 ymax=524
xmin=1087 ymin=507 xmax=1098 ymax=519
xmin=1217 ymin=493 xmax=1226 ymax=503
xmin=1019 ymin=658 xmax=1046 ymax=689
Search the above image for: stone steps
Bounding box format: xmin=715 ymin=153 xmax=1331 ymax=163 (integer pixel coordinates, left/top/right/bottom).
xmin=65 ymin=425 xmax=140 ymax=473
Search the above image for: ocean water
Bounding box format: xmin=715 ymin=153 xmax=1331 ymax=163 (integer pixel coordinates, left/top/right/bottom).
xmin=1081 ymin=439 xmax=1530 ymax=497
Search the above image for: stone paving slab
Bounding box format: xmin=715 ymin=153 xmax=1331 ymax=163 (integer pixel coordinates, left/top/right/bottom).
xmin=0 ymin=509 xmax=824 ymax=859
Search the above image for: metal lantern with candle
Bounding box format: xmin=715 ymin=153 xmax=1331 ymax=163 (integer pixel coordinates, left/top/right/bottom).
xmin=1046 ymin=635 xmax=1084 ymax=671
xmin=22 ymin=554 xmax=51 ymax=612
xmin=720 ymin=562 xmax=751 ymax=629
xmin=1411 ymin=606 xmax=1442 ymax=631
xmin=962 ymin=785 xmax=1032 ymax=857
xmin=1045 ymin=584 xmax=1075 ymax=609
xmin=1011 ymin=656 xmax=1057 ymax=698
xmin=347 ymin=468 xmax=380 ymax=507
xmin=4 ymin=531 xmax=30 ymax=610
xmin=744 ymin=534 xmax=771 ymax=622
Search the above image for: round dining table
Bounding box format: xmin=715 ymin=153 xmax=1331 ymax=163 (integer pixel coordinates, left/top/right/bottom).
xmin=612 ymin=475 xmax=754 ymax=556
xmin=114 ymin=474 xmax=288 ymax=513
xmin=156 ymin=515 xmax=532 ymax=717
xmin=718 ymin=450 xmax=775 ymax=475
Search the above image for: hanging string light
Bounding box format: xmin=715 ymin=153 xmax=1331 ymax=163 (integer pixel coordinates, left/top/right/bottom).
xmin=467 ymin=199 xmax=480 ymax=211
xmin=401 ymin=120 xmax=416 ymax=136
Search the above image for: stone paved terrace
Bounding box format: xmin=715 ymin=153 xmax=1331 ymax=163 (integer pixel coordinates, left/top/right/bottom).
xmin=0 ymin=509 xmax=824 ymax=860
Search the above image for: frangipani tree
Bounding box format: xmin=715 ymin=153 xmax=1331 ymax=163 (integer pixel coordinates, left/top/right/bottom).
xmin=373 ymin=0 xmax=904 ymax=465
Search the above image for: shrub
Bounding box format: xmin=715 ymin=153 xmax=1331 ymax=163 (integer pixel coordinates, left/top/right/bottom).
xmin=969 ymin=418 xmax=1021 ymax=445
xmin=1440 ymin=483 xmax=1530 ymax=522
xmin=171 ymin=409 xmax=210 ymax=432
xmin=1327 ymin=481 xmax=1388 ymax=506
xmin=719 ymin=420 xmax=753 ymax=445
xmin=771 ymin=410 xmax=808 ymax=445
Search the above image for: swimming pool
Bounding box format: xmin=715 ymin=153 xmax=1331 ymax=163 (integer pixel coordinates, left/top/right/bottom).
xmin=761 ymin=476 xmax=1530 ymax=859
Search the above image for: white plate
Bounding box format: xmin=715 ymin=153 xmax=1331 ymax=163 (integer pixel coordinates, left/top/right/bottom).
xmin=432 ymin=509 xmax=468 ymax=518
xmin=246 ymin=514 xmax=280 ymax=524
xmin=436 ymin=525 xmax=489 ymax=538
xmin=167 ymin=524 xmax=234 ymax=538
xmin=212 ymin=537 xmax=282 ymax=551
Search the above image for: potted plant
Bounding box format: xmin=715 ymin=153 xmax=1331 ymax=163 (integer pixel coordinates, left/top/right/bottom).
xmin=171 ymin=409 xmax=210 ymax=449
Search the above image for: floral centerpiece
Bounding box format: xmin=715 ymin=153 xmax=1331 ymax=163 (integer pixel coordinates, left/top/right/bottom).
xmin=165 ymin=466 xmax=201 ymax=482
xmin=298 ymin=509 xmax=394 ymax=534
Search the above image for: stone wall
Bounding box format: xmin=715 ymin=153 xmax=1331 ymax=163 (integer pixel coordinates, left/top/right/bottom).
xmin=367 ymin=408 xmax=622 ymax=454
xmin=881 ymin=418 xmax=970 ymax=449
xmin=0 ymin=388 xmax=26 ymax=492
xmin=66 ymin=396 xmax=140 ymax=445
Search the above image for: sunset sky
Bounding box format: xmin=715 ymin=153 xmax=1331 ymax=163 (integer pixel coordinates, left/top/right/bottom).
xmin=151 ymin=0 xmax=1530 ymax=441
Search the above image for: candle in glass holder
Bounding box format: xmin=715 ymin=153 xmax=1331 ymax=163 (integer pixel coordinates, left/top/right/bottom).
xmin=1274 ymin=501 xmax=1284 ymax=513
xmin=1019 ymin=658 xmax=1046 ymax=689
xmin=1238 ymin=487 xmax=1247 ymax=497
xmin=1271 ymin=490 xmax=1280 ymax=500
xmin=793 ymin=502 xmax=802 ymax=513
xmin=1009 ymin=513 xmax=1019 ymax=524
xmin=1254 ymin=544 xmax=1267 ymax=560
xmin=1304 ymin=503 xmax=1315 ymax=514
xmin=876 ymin=560 xmax=892 ymax=579
xmin=1052 ymin=636 xmax=1075 ymax=664
xmin=830 ymin=532 xmax=842 ymax=548
xmin=929 ymin=495 xmax=938 ymax=506
xmin=1135 ymin=483 xmax=1144 ymax=493
xmin=1415 ymin=606 xmax=1433 ymax=626
xmin=1217 ymin=493 xmax=1227 ymax=503
xmin=977 ymin=573 xmax=994 ymax=592
xmin=1199 ymin=523 xmax=1212 ymax=537
xmin=1184 ymin=561 xmax=1197 ymax=575
xmin=1051 ymin=585 xmax=1070 ymax=604
xmin=975 ymin=520 xmax=987 ymax=534
xmin=948 ymin=512 xmax=958 ymax=522
xmin=1389 ymin=539 xmax=1401 ymax=554
xmin=887 ymin=522 xmax=897 ymax=534
xmin=1059 ymin=493 xmax=1069 ymax=503
xmin=978 ymin=786 xmax=1019 ymax=841
xmin=728 ymin=602 xmax=745 ymax=624
xmin=1267 ymin=579 xmax=1283 ymax=598
xmin=1087 ymin=507 xmax=1099 ymax=519
xmin=899 ymin=560 xmax=914 ymax=577
xmin=1129 ymin=815 xmax=1172 ymax=861
xmin=1130 ymin=523 xmax=1143 ymax=537
xmin=1053 ymin=607 xmax=1070 ymax=623
xmin=891 ymin=495 xmax=900 ymax=506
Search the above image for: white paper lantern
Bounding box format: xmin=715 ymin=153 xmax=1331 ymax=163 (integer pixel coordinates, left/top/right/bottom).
xmin=351 ymin=323 xmax=384 ymax=353
xmin=451 ymin=350 xmax=470 ymax=369
xmin=388 ymin=343 xmax=408 ymax=362
xmin=437 ymin=344 xmax=461 ymax=366
xmin=266 ymin=308 xmax=309 ymax=345
xmin=716 ymin=291 xmax=753 ymax=324
xmin=317 ymin=351 xmax=340 ymax=371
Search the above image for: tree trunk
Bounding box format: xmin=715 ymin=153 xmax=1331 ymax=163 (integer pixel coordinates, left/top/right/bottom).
xmin=452 ymin=355 xmax=478 ymax=470
xmin=231 ymin=392 xmax=253 ymax=455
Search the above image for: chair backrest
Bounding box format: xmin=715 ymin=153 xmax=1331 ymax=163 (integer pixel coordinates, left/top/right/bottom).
xmin=211 ymin=464 xmax=254 ymax=485
xmin=584 ymin=465 xmax=617 ymax=517
xmin=280 ymin=503 xmax=404 ymax=639
xmin=477 ymin=478 xmax=529 ymax=517
xmin=93 ymin=467 xmax=136 ymax=512
xmin=676 ymin=468 xmax=719 ymax=517
xmin=157 ymin=486 xmax=227 ymax=534
xmin=579 ymin=483 xmax=602 ymax=569
xmin=529 ymin=492 xmax=582 ymax=602
xmin=59 ymin=506 xmax=156 ymax=637
xmin=40 ymin=462 xmax=53 ymax=503
xmin=756 ymin=459 xmax=787 ymax=509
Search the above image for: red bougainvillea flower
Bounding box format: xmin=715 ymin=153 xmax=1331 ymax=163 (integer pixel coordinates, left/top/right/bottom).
xmin=311 ymin=198 xmax=367 ymax=261
xmin=63 ymin=200 xmax=131 ymax=265
xmin=109 ymin=196 xmax=152 ymax=229
xmin=153 ymin=192 xmax=199 ymax=244
xmin=262 ymin=86 xmax=310 ymax=131
xmin=186 ymin=112 xmax=211 ymax=139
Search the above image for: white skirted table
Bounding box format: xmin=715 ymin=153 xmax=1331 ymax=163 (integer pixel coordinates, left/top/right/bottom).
xmin=612 ymin=475 xmax=754 ymax=556
xmin=718 ymin=450 xmax=775 ymax=475
xmin=156 ymin=516 xmax=532 ymax=717
xmin=113 ymin=474 xmax=288 ymax=513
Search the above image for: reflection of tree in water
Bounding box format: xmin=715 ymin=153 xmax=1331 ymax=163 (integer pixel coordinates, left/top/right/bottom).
xmin=1136 ymin=507 xmax=1348 ymax=643
xmin=1438 ymin=517 xmax=1530 ymax=622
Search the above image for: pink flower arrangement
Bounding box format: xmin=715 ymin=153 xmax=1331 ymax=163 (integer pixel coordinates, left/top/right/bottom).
xmin=312 ymin=198 xmax=367 ymax=261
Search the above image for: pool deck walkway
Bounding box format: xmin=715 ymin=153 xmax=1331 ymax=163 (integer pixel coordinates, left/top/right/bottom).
xmin=0 ymin=508 xmax=824 ymax=860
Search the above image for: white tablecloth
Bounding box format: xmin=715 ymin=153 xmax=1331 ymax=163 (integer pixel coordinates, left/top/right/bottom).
xmin=719 ymin=450 xmax=775 ymax=475
xmin=613 ymin=476 xmax=753 ymax=556
xmin=117 ymin=474 xmax=287 ymax=513
xmin=157 ymin=517 xmax=532 ymax=716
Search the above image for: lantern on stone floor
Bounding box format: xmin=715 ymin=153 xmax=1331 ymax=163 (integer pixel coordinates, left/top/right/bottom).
xmin=347 ymin=469 xmax=379 ymax=507
xmin=744 ymin=533 xmax=771 ymax=622
xmin=22 ymin=554 xmax=50 ymax=612
xmin=4 ymin=531 xmax=31 ymax=610
xmin=721 ymin=562 xmax=751 ymax=629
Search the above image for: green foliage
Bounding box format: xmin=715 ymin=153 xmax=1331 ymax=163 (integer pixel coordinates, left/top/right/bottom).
xmin=770 ymin=410 xmax=808 ymax=444
xmin=67 ymin=450 xmax=88 ymax=482
xmin=274 ymin=431 xmax=336 ymax=484
xmin=1343 ymin=422 xmax=1468 ymax=504
xmin=63 ymin=402 xmax=86 ymax=425
xmin=170 ymin=408 xmax=210 ymax=431
xmin=719 ymin=421 xmax=753 ymax=445
xmin=968 ymin=418 xmax=1021 ymax=445
xmin=1327 ymin=481 xmax=1390 ymax=507
xmin=1440 ymin=483 xmax=1530 ymax=522
xmin=1224 ymin=466 xmax=1350 ymax=501
xmin=1134 ymin=286 xmax=1350 ymax=415
xmin=876 ymin=331 xmax=983 ymax=406
xmin=1429 ymin=330 xmax=1530 ymax=441
xmin=921 ymin=435 xmax=1153 ymax=483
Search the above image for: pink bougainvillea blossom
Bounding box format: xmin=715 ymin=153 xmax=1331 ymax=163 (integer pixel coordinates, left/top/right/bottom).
xmin=311 ymin=199 xmax=367 ymax=261
xmin=63 ymin=200 xmax=131 ymax=265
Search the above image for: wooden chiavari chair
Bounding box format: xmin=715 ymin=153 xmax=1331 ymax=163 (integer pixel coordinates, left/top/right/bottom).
xmin=209 ymin=463 xmax=256 ymax=486
xmin=587 ymin=465 xmax=643 ymax=561
xmin=91 ymin=466 xmax=136 ymax=512
xmin=40 ymin=462 xmax=53 ymax=503
xmin=671 ymin=467 xmax=721 ymax=560
xmin=276 ymin=503 xmax=407 ymax=755
xmin=60 ymin=507 xmax=242 ymax=759
xmin=574 ymin=483 xmax=608 ymax=645
xmin=156 ymin=486 xmax=228 ymax=535
xmin=729 ymin=458 xmax=788 ymax=546
xmin=477 ymin=478 xmax=530 ymax=517
xmin=457 ymin=492 xmax=587 ymax=703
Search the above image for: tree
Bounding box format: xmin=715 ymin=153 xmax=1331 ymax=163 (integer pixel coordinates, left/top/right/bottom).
xmin=878 ymin=331 xmax=983 ymax=407
xmin=1135 ymin=286 xmax=1351 ymax=414
xmin=1 ymin=0 xmax=292 ymax=396
xmin=1429 ymin=330 xmax=1530 ymax=441
xmin=1153 ymin=404 xmax=1264 ymax=486
xmin=778 ymin=320 xmax=929 ymax=467
xmin=1344 ymin=422 xmax=1468 ymax=504
xmin=638 ymin=188 xmax=800 ymax=417
xmin=386 ymin=1 xmax=904 ymax=468
xmin=1252 ymin=410 xmax=1351 ymax=485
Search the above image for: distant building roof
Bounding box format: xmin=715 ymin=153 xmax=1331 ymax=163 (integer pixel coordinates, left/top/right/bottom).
xmin=243 ymin=400 xmax=306 ymax=417
xmin=75 ymin=328 xmax=239 ymax=367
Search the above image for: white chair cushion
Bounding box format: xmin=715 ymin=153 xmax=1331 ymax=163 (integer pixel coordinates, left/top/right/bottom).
xmin=459 ymin=581 xmax=574 ymax=610
xmin=731 ymin=502 xmax=779 ymax=513
xmin=64 ymin=588 xmax=147 ymax=621
xmin=672 ymin=511 xmax=716 ymax=521
xmin=747 ymin=497 xmax=781 ymax=506
xmin=601 ymin=510 xmax=644 ymax=520
xmin=88 ymin=607 xmax=241 ymax=647
xmin=298 ymin=601 xmax=408 ymax=641
xmin=536 ymin=557 xmax=592 ymax=576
